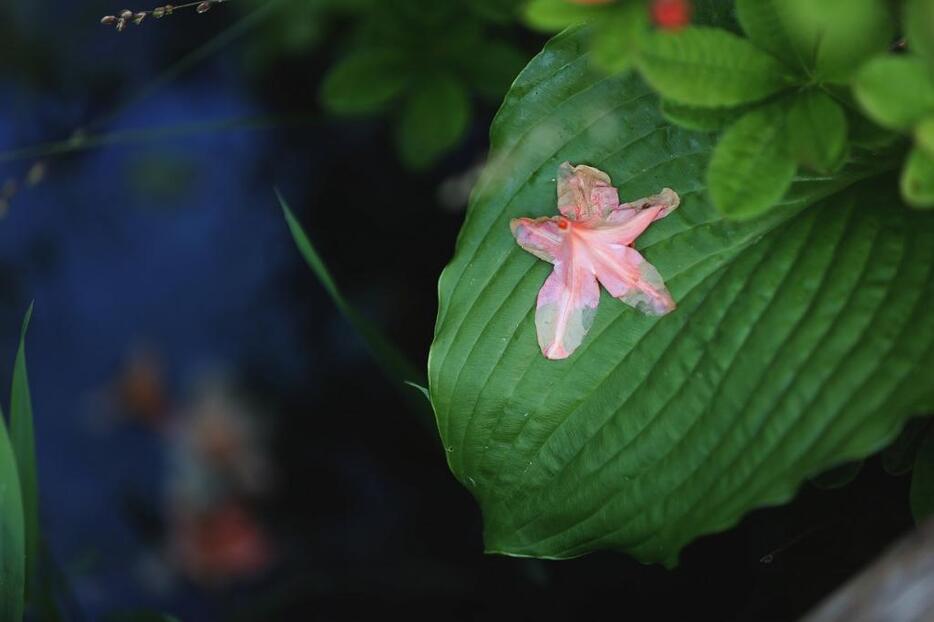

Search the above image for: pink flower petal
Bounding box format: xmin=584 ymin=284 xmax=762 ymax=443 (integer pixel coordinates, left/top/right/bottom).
xmin=535 ymin=254 xmax=601 ymax=360
xmin=557 ymin=161 xmax=620 ymax=221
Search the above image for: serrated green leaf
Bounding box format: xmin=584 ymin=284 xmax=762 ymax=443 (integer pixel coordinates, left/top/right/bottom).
xmin=810 ymin=460 xmax=863 ymax=490
xmin=10 ymin=303 xmax=37 ymax=603
xmin=278 ymin=192 xmax=434 ymax=429
xmin=905 ymin=0 xmax=934 ymax=65
xmin=901 ymin=146 xmax=934 ymax=209
xmin=0 ymin=407 xmax=24 ymax=621
xmin=854 ymin=56 xmax=934 ymax=132
xmin=782 ymin=0 xmax=894 ymax=83
xmin=735 ymin=0 xmax=804 ymax=73
xmin=916 ymin=115 xmax=934 ymax=159
xmin=910 ymin=427 xmax=934 ymax=523
xmin=882 ymin=417 xmax=931 ymax=476
xmin=396 ymin=75 xmax=470 ymax=169
xmin=522 ymin=0 xmax=603 ymax=31
xmin=590 ymin=1 xmax=648 ymax=74
xmin=320 ymin=49 xmax=411 ymax=115
xmin=786 ymin=89 xmax=848 ymax=173
xmin=637 ymin=26 xmax=794 ymax=107
xmin=430 ymin=28 xmax=934 ymax=564
xmin=660 ymin=99 xmax=744 ymax=132
xmin=707 ymin=103 xmax=797 ymax=219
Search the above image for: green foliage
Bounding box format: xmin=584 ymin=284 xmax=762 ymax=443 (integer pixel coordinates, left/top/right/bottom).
xmin=659 ymin=100 xmax=743 ymax=132
xmin=810 ymin=460 xmax=863 ymax=490
xmin=522 ymin=0 xmax=604 ymax=31
xmin=637 ymin=27 xmax=794 ymax=107
xmin=10 ymin=304 xmax=37 ymax=603
xmin=911 ymin=426 xmax=934 ymax=523
xmin=785 ymin=89 xmax=848 ymax=173
xmin=906 ymin=0 xmax=934 ymax=65
xmin=882 ymin=417 xmax=931 ymax=476
xmin=430 ymin=27 xmax=934 ymax=564
xmin=397 ymin=76 xmax=471 ymax=170
xmin=320 ymin=50 xmax=412 ymax=115
xmin=854 ymin=56 xmax=934 ymax=132
xmin=706 ymin=102 xmax=796 ymax=219
xmin=901 ymin=146 xmax=934 ymax=209
xmin=317 ymin=0 xmax=529 ymax=169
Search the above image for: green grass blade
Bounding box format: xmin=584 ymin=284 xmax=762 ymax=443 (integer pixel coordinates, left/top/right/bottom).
xmin=0 ymin=402 xmax=25 ymax=622
xmin=10 ymin=303 xmax=37 ymax=602
xmin=278 ymin=191 xmax=434 ymax=429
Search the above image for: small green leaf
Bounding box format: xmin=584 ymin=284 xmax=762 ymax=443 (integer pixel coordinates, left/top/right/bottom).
xmin=910 ymin=426 xmax=934 ymax=523
xmin=522 ymin=0 xmax=603 ymax=31
xmin=10 ymin=303 xmax=37 ymax=604
xmin=459 ymin=41 xmax=527 ymax=102
xmin=882 ymin=417 xmax=931 ymax=476
xmin=785 ymin=89 xmax=848 ymax=173
xmin=0 ymin=404 xmax=24 ymax=622
xmin=810 ymin=460 xmax=863 ymax=490
xmin=906 ymin=0 xmax=934 ymax=65
xmin=590 ymin=2 xmax=649 ymax=74
xmin=321 ymin=49 xmax=411 ymax=115
xmin=396 ymin=75 xmax=470 ymax=169
xmin=783 ymin=0 xmax=894 ymax=83
xmin=854 ymin=56 xmax=934 ymax=132
xmin=707 ymin=103 xmax=796 ymax=219
xmin=637 ymin=26 xmax=794 ymax=107
xmin=916 ymin=115 xmax=934 ymax=159
xmin=660 ymin=99 xmax=744 ymax=132
xmin=901 ymin=146 xmax=934 ymax=209
xmin=735 ymin=0 xmax=804 ymax=73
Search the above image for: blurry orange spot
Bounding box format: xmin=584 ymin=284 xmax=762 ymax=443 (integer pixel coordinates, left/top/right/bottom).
xmin=557 ymin=218 xmax=569 ymax=229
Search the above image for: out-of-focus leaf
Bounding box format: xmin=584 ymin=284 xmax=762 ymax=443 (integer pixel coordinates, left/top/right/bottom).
xmin=906 ymin=0 xmax=934 ymax=65
xmin=910 ymin=427 xmax=934 ymax=523
xmin=916 ymin=115 xmax=934 ymax=159
xmin=0 ymin=404 xmax=24 ymax=622
xmin=660 ymin=99 xmax=743 ymax=132
xmin=854 ymin=56 xmax=934 ymax=132
xmin=786 ymin=89 xmax=848 ymax=173
xmin=522 ymin=0 xmax=603 ymax=31
xmin=431 ymin=26 xmax=934 ymax=563
xmin=783 ymin=0 xmax=893 ymax=83
xmin=460 ymin=41 xmax=528 ymax=102
xmin=590 ymin=1 xmax=648 ymax=74
xmin=707 ymin=103 xmax=796 ymax=219
xmin=396 ymin=75 xmax=470 ymax=169
xmin=10 ymin=303 xmax=37 ymax=602
xmin=882 ymin=417 xmax=931 ymax=476
xmin=637 ymin=26 xmax=794 ymax=107
xmin=735 ymin=0 xmax=803 ymax=73
xmin=320 ymin=49 xmax=412 ymax=115
xmin=278 ymin=192 xmax=434 ymax=429
xmin=469 ymin=0 xmax=522 ymax=23
xmin=104 ymin=612 xmax=181 ymax=622
xmin=901 ymin=146 xmax=934 ymax=209
xmin=810 ymin=460 xmax=863 ymax=490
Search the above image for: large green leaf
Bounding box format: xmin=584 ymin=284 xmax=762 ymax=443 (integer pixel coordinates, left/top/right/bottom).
xmin=429 ymin=28 xmax=934 ymax=564
xmin=10 ymin=303 xmax=37 ymax=602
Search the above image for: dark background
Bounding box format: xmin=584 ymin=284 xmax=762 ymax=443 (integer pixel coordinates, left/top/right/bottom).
xmin=0 ymin=1 xmax=917 ymax=619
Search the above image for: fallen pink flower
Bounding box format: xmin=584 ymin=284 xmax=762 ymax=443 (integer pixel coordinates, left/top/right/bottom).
xmin=511 ymin=162 xmax=680 ymax=360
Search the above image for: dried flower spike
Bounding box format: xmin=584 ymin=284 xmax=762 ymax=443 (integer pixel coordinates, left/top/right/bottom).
xmin=196 ymin=2 xmax=211 ymax=13
xmin=101 ymin=15 xmax=117 ymax=25
xmin=100 ymin=1 xmax=226 ymax=31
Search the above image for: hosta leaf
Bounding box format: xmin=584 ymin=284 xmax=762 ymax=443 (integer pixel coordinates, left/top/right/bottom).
xmin=785 ymin=89 xmax=848 ymax=173
xmin=854 ymin=56 xmax=934 ymax=132
xmin=0 ymin=405 xmax=24 ymax=621
xmin=901 ymin=146 xmax=934 ymax=209
xmin=707 ymin=102 xmax=796 ymax=219
xmin=429 ymin=28 xmax=934 ymax=564
xmin=10 ymin=303 xmax=37 ymax=601
xmin=637 ymin=26 xmax=794 ymax=107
